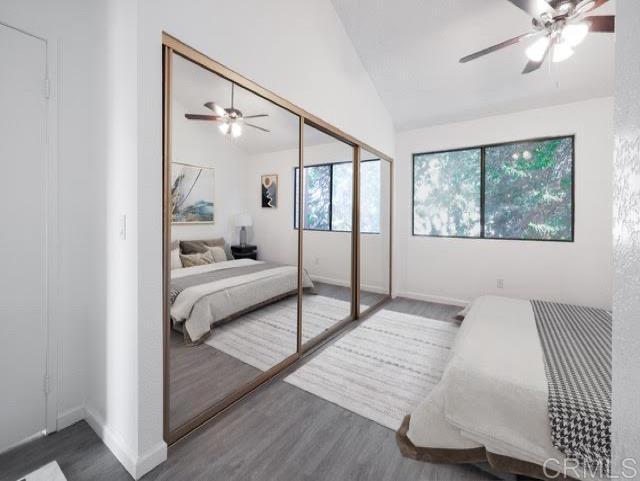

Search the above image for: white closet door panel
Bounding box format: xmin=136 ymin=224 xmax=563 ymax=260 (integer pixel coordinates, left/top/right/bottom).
xmin=0 ymin=23 xmax=48 ymax=453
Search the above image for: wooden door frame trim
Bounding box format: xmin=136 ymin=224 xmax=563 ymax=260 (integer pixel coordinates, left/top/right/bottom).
xmin=162 ymin=33 xmax=394 ymax=445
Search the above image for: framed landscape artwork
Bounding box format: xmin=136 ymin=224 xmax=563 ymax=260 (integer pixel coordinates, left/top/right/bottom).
xmin=261 ymin=174 xmax=278 ymax=208
xmin=171 ymin=162 xmax=215 ymax=223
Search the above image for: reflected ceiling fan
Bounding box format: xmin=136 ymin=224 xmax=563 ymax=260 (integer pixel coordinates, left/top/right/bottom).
xmin=459 ymin=0 xmax=615 ymax=74
xmin=185 ymin=83 xmax=270 ymax=137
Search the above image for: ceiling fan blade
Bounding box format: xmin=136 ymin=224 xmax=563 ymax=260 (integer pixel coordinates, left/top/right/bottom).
xmin=506 ymin=0 xmax=555 ymax=18
xmin=586 ymin=15 xmax=615 ymax=32
xmin=573 ymin=0 xmax=609 ymax=14
xmin=245 ymin=123 xmax=271 ymax=133
xmin=460 ymin=32 xmax=536 ymax=63
xmin=243 ymin=114 xmax=269 ymax=119
xmin=203 ymin=101 xmax=227 ymax=117
xmin=185 ymin=114 xmax=221 ymax=121
xmin=522 ymin=37 xmax=553 ymax=74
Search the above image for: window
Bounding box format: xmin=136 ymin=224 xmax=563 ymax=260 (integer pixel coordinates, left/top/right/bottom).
xmin=295 ymin=164 xmax=331 ymax=230
xmin=413 ymin=149 xmax=481 ymax=237
xmin=295 ymin=160 xmax=380 ymax=233
xmin=412 ymin=136 xmax=574 ymax=241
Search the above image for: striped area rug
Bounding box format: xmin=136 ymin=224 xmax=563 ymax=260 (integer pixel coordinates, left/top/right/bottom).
xmin=206 ymin=295 xmax=351 ymax=371
xmin=284 ymin=309 xmax=459 ymax=430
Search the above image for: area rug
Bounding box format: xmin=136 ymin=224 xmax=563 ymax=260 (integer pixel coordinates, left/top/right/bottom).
xmin=206 ymin=295 xmax=352 ymax=371
xmin=284 ymin=309 xmax=460 ymax=430
xmin=20 ymin=461 xmax=67 ymax=481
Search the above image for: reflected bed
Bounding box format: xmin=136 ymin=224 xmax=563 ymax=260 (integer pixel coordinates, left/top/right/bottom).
xmin=170 ymin=259 xmax=314 ymax=344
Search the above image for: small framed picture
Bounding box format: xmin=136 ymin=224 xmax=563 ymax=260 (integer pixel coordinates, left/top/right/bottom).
xmin=261 ymin=174 xmax=278 ymax=208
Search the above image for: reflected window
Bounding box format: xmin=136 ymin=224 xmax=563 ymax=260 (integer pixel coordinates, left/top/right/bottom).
xmin=294 ymin=160 xmax=380 ymax=233
xmin=360 ymin=160 xmax=381 ymax=234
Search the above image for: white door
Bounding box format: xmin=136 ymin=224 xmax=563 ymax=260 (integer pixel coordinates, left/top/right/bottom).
xmin=0 ymin=23 xmax=49 ymax=453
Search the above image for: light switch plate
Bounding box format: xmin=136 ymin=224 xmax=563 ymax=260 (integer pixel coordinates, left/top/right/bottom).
xmin=119 ymin=215 xmax=127 ymax=240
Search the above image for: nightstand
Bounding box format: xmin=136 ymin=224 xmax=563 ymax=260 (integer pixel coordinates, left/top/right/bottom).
xmin=231 ymin=244 xmax=258 ymax=260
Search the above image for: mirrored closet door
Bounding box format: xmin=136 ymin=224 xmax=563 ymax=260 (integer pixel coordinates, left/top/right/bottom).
xmin=165 ymin=50 xmax=301 ymax=436
xmin=163 ymin=34 xmax=393 ymax=445
xmin=359 ymin=150 xmax=392 ymax=315
xmin=299 ymin=123 xmax=355 ymax=347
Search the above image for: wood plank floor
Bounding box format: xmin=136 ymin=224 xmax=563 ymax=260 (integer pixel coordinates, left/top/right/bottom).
xmin=1 ymin=295 xmax=496 ymax=481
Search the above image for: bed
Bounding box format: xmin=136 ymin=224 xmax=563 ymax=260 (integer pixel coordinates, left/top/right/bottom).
xmin=396 ymin=295 xmax=611 ymax=481
xmin=170 ymin=258 xmax=314 ymax=344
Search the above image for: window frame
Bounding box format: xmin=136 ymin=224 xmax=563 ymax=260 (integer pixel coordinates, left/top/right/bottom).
xmin=411 ymin=135 xmax=575 ymax=242
xmin=294 ymin=158 xmax=381 ymax=234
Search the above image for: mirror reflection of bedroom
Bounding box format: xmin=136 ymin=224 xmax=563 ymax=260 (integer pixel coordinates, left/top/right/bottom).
xmin=167 ymin=54 xmax=303 ymax=431
xmin=165 ymin=52 xmax=391 ymax=434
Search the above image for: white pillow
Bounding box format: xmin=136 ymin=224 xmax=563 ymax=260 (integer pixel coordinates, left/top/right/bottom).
xmin=207 ymin=246 xmax=228 ymax=263
xmin=171 ymin=248 xmax=182 ymax=269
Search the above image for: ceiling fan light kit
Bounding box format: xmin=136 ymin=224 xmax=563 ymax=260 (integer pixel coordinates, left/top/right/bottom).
xmin=459 ymin=0 xmax=614 ymax=74
xmin=526 ymin=35 xmax=551 ymax=61
xmin=552 ymin=40 xmax=575 ymax=62
xmin=562 ymin=21 xmax=590 ymax=46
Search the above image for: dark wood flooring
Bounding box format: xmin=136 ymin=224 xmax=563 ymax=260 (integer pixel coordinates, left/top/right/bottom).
xmin=1 ymin=295 xmax=495 ymax=481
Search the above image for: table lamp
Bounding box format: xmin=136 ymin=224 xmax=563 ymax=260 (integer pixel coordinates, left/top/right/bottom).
xmin=235 ymin=213 xmax=253 ymax=248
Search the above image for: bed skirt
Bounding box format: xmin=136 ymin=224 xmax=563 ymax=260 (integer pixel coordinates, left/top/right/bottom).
xmin=396 ymin=415 xmax=575 ymax=481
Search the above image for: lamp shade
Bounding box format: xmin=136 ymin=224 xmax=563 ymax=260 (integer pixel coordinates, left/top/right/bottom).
xmin=235 ymin=213 xmax=253 ymax=227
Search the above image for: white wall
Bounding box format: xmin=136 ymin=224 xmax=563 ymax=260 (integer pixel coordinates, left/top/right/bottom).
xmin=395 ymin=98 xmax=614 ymax=308
xmin=0 ymin=0 xmax=103 ymax=434
xmin=612 ymin=1 xmax=640 ymax=475
xmin=245 ymin=146 xmax=299 ymax=266
xmin=170 ymin=101 xmax=250 ymax=244
xmin=84 ymin=0 xmax=157 ymax=477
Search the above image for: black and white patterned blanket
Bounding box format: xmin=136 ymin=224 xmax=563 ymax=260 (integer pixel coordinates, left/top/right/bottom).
xmin=531 ymin=300 xmax=612 ymax=474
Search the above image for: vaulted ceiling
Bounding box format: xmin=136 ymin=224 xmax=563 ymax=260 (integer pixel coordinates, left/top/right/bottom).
xmin=331 ymin=0 xmax=616 ymax=131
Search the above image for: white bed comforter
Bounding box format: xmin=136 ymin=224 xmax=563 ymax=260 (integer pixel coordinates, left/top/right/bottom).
xmin=407 ymin=295 xmax=604 ymax=481
xmin=171 ymin=259 xmax=310 ymax=342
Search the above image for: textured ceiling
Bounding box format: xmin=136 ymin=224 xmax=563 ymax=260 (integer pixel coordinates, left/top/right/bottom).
xmin=331 ymin=0 xmax=616 ymax=131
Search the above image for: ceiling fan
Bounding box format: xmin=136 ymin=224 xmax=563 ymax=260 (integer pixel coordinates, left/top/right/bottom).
xmin=459 ymin=0 xmax=615 ymax=74
xmin=185 ymin=83 xmax=270 ymax=137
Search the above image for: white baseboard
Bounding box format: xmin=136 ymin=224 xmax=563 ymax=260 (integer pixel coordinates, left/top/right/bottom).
xmin=0 ymin=430 xmax=45 ymax=456
xmin=84 ymin=404 xmax=167 ymax=480
xmin=310 ymin=275 xmax=389 ymax=295
xmin=135 ymin=441 xmax=168 ymax=479
xmin=395 ymin=290 xmax=468 ymax=307
xmin=57 ymin=405 xmax=85 ymax=431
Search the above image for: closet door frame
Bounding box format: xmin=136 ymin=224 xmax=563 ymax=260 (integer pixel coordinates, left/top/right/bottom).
xmin=162 ymin=33 xmax=393 ymax=445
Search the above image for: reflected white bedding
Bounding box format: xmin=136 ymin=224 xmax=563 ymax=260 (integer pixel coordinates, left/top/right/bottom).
xmin=170 ymin=259 xmax=313 ymax=343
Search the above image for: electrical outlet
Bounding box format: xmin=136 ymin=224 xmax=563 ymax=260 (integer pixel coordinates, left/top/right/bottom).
xmin=314 ymin=257 xmax=320 ymax=266
xmin=497 ymin=278 xmax=504 ymax=289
